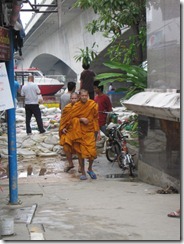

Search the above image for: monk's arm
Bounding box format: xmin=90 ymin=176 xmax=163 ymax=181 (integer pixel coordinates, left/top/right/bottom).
xmin=93 ymin=105 xmax=100 ymax=139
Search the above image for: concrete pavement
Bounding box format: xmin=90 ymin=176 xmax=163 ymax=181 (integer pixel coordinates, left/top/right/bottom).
xmin=0 ymin=152 xmax=181 ymax=241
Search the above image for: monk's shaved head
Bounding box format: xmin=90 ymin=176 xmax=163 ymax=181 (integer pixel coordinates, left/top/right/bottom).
xmin=79 ymin=89 xmax=89 ymax=103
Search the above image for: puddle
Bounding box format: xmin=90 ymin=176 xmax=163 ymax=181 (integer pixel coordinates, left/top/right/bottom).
xmin=16 ymin=156 xmax=66 ymax=178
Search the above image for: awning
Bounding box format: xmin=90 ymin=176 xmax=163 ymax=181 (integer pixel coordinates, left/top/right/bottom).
xmin=123 ymin=91 xmax=180 ymax=122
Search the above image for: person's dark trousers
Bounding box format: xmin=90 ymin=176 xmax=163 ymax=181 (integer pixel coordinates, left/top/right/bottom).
xmin=89 ymin=91 xmax=94 ymax=100
xmin=25 ymin=104 xmax=45 ymax=134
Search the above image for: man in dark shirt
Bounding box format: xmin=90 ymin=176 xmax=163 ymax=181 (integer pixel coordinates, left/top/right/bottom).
xmin=79 ymin=63 xmax=96 ymax=99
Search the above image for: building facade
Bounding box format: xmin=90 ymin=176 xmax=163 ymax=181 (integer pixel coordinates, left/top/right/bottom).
xmin=124 ymin=0 xmax=180 ymax=190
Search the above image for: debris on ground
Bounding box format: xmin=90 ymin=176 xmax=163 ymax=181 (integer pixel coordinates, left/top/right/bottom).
xmin=156 ymin=185 xmax=178 ymax=194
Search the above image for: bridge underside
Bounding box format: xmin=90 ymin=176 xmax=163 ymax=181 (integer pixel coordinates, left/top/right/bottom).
xmin=30 ymin=54 xmax=77 ymax=84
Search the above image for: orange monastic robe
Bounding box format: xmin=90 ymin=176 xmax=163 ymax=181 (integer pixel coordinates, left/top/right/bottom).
xmin=59 ymin=103 xmax=80 ymax=146
xmin=59 ymin=99 xmax=99 ymax=159
xmin=70 ymin=99 xmax=99 ymax=159
xmin=59 ymin=103 xmax=72 ymax=138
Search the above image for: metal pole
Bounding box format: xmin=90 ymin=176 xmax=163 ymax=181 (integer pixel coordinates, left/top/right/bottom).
xmin=6 ymin=28 xmax=19 ymax=205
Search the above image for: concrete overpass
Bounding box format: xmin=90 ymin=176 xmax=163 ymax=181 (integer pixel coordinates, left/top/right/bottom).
xmin=15 ymin=0 xmax=126 ymax=86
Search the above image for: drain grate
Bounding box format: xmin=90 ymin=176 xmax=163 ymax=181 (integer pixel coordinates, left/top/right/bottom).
xmin=106 ymin=173 xmax=138 ymax=179
xmin=106 ymin=174 xmax=127 ymax=178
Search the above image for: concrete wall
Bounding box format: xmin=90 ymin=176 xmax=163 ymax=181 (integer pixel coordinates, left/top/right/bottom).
xmin=16 ymin=8 xmax=110 ymax=86
xmin=138 ymin=159 xmax=180 ymax=191
xmin=137 ymin=0 xmax=180 ymax=190
xmin=147 ymin=0 xmax=180 ymax=89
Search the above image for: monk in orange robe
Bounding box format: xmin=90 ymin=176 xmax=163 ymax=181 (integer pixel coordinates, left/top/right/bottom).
xmin=59 ymin=89 xmax=99 ymax=180
xmin=59 ymin=92 xmax=80 ymax=172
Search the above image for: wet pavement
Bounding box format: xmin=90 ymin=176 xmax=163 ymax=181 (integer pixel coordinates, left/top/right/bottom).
xmin=0 ymin=151 xmax=181 ymax=241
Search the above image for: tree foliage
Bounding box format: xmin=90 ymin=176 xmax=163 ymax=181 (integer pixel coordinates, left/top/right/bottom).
xmin=73 ymin=0 xmax=149 ymax=100
xmin=73 ymin=0 xmax=147 ymax=64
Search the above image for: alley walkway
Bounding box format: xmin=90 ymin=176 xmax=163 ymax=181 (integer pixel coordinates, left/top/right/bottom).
xmin=0 ymin=153 xmax=181 ymax=241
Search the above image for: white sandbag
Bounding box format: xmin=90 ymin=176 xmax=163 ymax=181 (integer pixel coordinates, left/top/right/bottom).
xmin=53 ymin=145 xmax=62 ymax=153
xmin=21 ymin=138 xmax=37 ymax=148
xmin=16 ymin=115 xmax=25 ymax=122
xmin=0 ymin=136 xmax=8 ymax=143
xmin=17 ymin=148 xmax=36 ymax=158
xmin=0 ymin=149 xmax=9 ymax=156
xmin=34 ymin=146 xmax=52 ymax=153
xmin=44 ymin=134 xmax=59 ymax=145
xmin=44 ymin=115 xmax=57 ymax=120
xmin=39 ymin=142 xmax=54 ymax=151
xmin=39 ymin=104 xmax=46 ymax=110
xmin=29 ymin=134 xmax=46 ymax=143
xmin=16 ymin=134 xmax=30 ymax=142
xmin=0 ymin=142 xmax=8 ymax=149
xmin=36 ymin=152 xmax=58 ymax=157
xmin=16 ymin=107 xmax=25 ymax=113
xmin=43 ymin=107 xmax=57 ymax=115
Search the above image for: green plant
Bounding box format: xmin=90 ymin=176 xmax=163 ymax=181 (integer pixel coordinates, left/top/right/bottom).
xmin=74 ymin=43 xmax=98 ymax=65
xmin=96 ymin=60 xmax=147 ymax=99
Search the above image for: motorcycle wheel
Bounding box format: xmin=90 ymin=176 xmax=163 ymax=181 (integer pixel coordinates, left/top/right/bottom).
xmin=106 ymin=141 xmax=121 ymax=162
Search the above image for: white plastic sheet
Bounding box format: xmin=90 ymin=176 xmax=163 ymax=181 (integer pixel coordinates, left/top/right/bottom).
xmin=123 ymin=91 xmax=180 ymax=121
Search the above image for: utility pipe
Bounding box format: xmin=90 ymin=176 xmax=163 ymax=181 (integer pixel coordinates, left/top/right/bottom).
xmin=6 ymin=28 xmax=19 ymax=205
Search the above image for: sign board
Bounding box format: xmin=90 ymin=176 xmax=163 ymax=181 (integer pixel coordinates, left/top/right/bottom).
xmin=0 ymin=63 xmax=14 ymax=111
xmin=0 ymin=27 xmax=11 ymax=61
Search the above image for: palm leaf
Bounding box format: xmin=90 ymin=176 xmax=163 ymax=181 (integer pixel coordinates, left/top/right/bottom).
xmin=96 ymin=72 xmax=124 ymax=79
xmin=96 ymin=60 xmax=147 ymax=99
